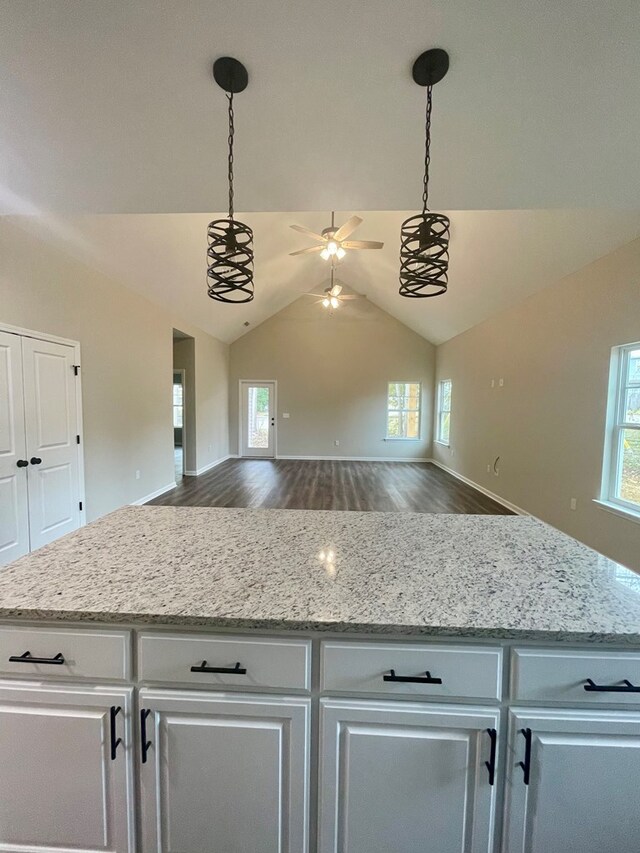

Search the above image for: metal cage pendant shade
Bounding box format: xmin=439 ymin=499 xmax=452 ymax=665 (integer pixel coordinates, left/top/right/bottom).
xmin=207 ymin=57 xmax=254 ymax=303
xmin=399 ymin=48 xmax=450 ymax=299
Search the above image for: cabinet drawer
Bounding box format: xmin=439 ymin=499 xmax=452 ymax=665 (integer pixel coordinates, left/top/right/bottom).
xmin=511 ymin=648 xmax=640 ymax=705
xmin=321 ymin=641 xmax=503 ymax=700
xmin=0 ymin=625 xmax=131 ymax=681
xmin=138 ymin=632 xmax=312 ymax=691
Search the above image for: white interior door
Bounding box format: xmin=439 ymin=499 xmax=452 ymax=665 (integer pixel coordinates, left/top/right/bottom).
xmin=21 ymin=336 xmax=81 ymax=549
xmin=139 ymin=689 xmax=310 ymax=853
xmin=0 ymin=331 xmax=30 ymax=566
xmin=504 ymin=708 xmax=640 ymax=853
xmin=319 ymin=698 xmax=499 ymax=853
xmin=240 ymin=381 xmax=275 ymax=458
xmin=0 ymin=680 xmax=134 ymax=852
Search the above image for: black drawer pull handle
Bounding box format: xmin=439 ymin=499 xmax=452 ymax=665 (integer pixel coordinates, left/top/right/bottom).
xmin=16 ymin=459 xmax=29 ymax=468
xmin=518 ymin=727 xmax=532 ymax=785
xmin=190 ymin=660 xmax=247 ymax=675
xmin=110 ymin=706 xmax=122 ymax=761
xmin=485 ymin=728 xmax=497 ymax=786
xmin=584 ymin=678 xmax=640 ymax=693
xmin=9 ymin=650 xmax=65 ymax=665
xmin=141 ymin=708 xmax=152 ymax=764
xmin=383 ymin=669 xmax=442 ymax=684
xmin=30 ymin=457 xmax=42 ymax=465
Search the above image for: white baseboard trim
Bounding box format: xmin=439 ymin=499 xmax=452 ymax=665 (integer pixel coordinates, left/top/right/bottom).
xmin=184 ymin=454 xmax=237 ymax=477
xmin=429 ymin=459 xmax=529 ymax=515
xmin=276 ymin=455 xmax=431 ymax=463
xmin=130 ymin=482 xmax=177 ymax=505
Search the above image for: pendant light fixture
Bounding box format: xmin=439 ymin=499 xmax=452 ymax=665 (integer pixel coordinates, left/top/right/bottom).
xmin=207 ymin=57 xmax=254 ymax=303
xmin=399 ymin=48 xmax=450 ymax=298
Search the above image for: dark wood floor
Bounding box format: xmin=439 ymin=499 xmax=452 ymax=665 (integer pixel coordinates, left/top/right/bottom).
xmin=148 ymin=459 xmax=512 ymax=514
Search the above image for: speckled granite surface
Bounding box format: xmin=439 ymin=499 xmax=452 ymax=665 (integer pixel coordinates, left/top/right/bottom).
xmin=0 ymin=507 xmax=639 ymax=642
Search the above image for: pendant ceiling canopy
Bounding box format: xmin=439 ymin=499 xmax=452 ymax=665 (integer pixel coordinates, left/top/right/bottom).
xmin=399 ymin=48 xmax=451 ymax=299
xmin=207 ymin=56 xmax=254 ymax=304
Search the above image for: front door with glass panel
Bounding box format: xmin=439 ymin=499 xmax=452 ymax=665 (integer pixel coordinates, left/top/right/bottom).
xmin=240 ymin=381 xmax=275 ymax=458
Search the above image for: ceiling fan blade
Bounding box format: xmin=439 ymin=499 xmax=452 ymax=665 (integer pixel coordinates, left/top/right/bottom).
xmin=341 ymin=240 xmax=384 ymax=250
xmin=289 ymin=246 xmax=324 ymax=256
xmin=330 ymin=284 xmax=343 ymax=297
xmin=333 ymin=215 xmax=363 ymax=242
xmin=338 ymin=294 xmax=363 ymax=300
xmin=290 ymin=224 xmax=326 ymax=243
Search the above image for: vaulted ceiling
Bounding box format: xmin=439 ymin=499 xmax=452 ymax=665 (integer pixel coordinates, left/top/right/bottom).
xmin=2 ymin=2 xmax=639 ymax=345
xmin=13 ymin=210 xmax=640 ymax=344
xmin=1 ymin=0 xmax=639 ymax=214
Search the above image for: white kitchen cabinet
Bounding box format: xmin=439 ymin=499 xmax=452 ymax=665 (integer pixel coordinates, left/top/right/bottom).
xmin=318 ymin=698 xmax=500 ymax=853
xmin=503 ymin=708 xmax=640 ymax=853
xmin=0 ymin=680 xmax=134 ymax=852
xmin=139 ymin=688 xmax=310 ymax=853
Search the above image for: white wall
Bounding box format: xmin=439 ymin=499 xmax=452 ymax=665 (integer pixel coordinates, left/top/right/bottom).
xmin=433 ymin=237 xmax=640 ymax=571
xmin=0 ymin=217 xmax=229 ymax=520
xmin=229 ymin=285 xmax=436 ymax=459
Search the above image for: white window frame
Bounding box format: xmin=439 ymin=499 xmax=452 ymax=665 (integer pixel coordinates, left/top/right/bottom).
xmin=385 ymin=381 xmax=422 ymax=441
xmin=597 ymin=342 xmax=640 ymax=521
xmin=436 ymin=379 xmax=452 ymax=446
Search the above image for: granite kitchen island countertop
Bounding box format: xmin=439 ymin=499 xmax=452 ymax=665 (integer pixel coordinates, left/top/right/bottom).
xmin=1 ymin=506 xmax=639 ymax=643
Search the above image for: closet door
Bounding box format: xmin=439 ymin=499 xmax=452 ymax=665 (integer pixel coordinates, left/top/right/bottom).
xmin=21 ymin=336 xmax=81 ymax=549
xmin=0 ymin=331 xmax=30 ymax=566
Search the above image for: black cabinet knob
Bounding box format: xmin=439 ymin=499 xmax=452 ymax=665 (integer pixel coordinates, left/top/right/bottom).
xmin=16 ymin=459 xmax=28 ymax=468
xmin=30 ymin=457 xmax=42 ymax=465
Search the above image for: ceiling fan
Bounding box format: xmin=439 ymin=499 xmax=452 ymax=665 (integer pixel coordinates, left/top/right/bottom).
xmin=289 ymin=212 xmax=383 ymax=260
xmin=308 ymin=269 xmax=364 ymax=310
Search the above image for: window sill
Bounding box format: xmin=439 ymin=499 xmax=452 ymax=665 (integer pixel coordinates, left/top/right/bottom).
xmin=593 ymin=499 xmax=640 ymax=525
xmin=434 ymin=440 xmax=450 ymax=448
xmin=384 ymin=437 xmax=422 ymax=442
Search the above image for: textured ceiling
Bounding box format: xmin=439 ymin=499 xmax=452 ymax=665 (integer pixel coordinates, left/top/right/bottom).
xmin=1 ymin=0 xmax=639 ymax=214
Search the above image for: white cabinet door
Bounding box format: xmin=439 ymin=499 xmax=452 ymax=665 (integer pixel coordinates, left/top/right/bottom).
xmin=504 ymin=708 xmax=640 ymax=853
xmin=139 ymin=689 xmax=310 ymax=853
xmin=0 ymin=680 xmax=134 ymax=852
xmin=319 ymin=698 xmax=500 ymax=853
xmin=21 ymin=336 xmax=81 ymax=549
xmin=0 ymin=331 xmax=29 ymax=566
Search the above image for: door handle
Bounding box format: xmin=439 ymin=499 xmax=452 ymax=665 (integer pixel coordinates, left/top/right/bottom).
xmin=30 ymin=457 xmax=42 ymax=465
xmin=485 ymin=728 xmax=497 ymax=785
xmin=16 ymin=459 xmax=29 ymax=468
xmin=190 ymin=660 xmax=247 ymax=675
xmin=9 ymin=650 xmax=65 ymax=665
xmin=584 ymin=678 xmax=640 ymax=693
xmin=110 ymin=706 xmax=122 ymax=761
xmin=140 ymin=708 xmax=152 ymax=764
xmin=383 ymin=669 xmax=443 ymax=684
xmin=518 ymin=728 xmax=532 ymax=785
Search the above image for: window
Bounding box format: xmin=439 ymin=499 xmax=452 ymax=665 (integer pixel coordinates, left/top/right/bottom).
xmin=387 ymin=382 xmax=421 ymax=439
xmin=436 ymin=379 xmax=452 ymax=445
xmin=173 ymin=380 xmax=183 ymax=428
xmin=602 ymin=343 xmax=640 ymax=516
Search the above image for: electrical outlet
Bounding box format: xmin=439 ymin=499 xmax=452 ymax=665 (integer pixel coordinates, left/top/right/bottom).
xmin=499 ymin=378 xmax=504 ymax=387
xmin=135 ymin=469 xmax=141 ymax=480
xmin=570 ymin=498 xmax=577 ymax=511
xmin=283 ymin=413 xmax=290 ymax=419
xmin=487 ymin=464 xmax=491 ymax=473
xmin=334 ymin=440 xmax=340 ymax=446
xmin=491 ymin=379 xmax=495 ymax=388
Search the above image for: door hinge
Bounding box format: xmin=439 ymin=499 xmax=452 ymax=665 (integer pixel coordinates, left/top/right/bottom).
xmin=72 ymin=365 xmax=80 ymax=376
xmin=79 ymin=501 xmax=83 ymax=511
xmin=76 ymin=434 xmax=81 ymax=445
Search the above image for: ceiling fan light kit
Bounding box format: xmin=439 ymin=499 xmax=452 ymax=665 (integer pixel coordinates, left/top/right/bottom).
xmin=399 ymin=48 xmax=451 ymax=299
xmin=206 ymin=56 xmax=255 ymax=303
xmin=289 ymin=211 xmax=384 ymax=260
